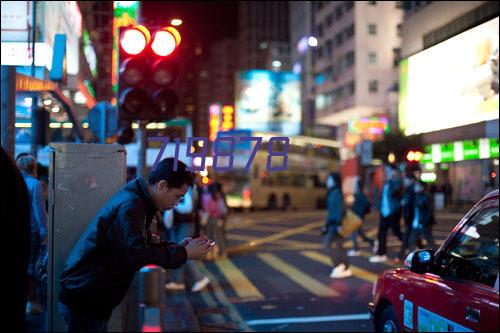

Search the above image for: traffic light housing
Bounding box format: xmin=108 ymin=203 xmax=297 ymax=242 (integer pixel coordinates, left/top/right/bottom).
xmin=118 ymin=25 xmax=180 ymax=121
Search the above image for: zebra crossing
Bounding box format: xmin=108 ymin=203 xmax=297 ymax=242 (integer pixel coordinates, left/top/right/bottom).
xmin=180 ymin=209 xmax=465 ymax=331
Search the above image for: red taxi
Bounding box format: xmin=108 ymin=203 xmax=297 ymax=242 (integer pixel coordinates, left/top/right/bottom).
xmin=369 ymin=190 xmax=499 ymax=332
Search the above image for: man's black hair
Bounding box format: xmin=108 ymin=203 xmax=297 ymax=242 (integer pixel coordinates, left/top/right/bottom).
xmin=148 ymin=158 xmax=194 ymax=188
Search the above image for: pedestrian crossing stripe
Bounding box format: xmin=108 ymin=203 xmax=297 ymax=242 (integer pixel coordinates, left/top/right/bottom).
xmin=214 ymin=258 xmax=265 ymax=301
xmin=300 ymin=251 xmax=379 ymax=283
xmin=227 ymin=221 xmax=324 ymax=254
xmin=199 ymin=265 xmax=253 ymax=332
xmin=256 ymin=252 xmax=340 ymax=297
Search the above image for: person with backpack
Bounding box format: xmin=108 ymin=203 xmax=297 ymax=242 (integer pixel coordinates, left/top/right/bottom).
xmin=347 ymin=180 xmax=374 ymax=257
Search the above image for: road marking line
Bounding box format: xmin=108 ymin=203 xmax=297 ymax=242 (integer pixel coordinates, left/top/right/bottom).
xmin=246 ymin=313 xmax=371 ymax=326
xmin=300 ymin=251 xmax=378 ymax=283
xmin=199 ymin=265 xmax=253 ymax=332
xmin=256 ymin=252 xmax=339 ymax=297
xmin=227 ymin=221 xmax=324 ymax=254
xmin=234 ymin=223 xmax=319 ymax=235
xmin=214 ymin=258 xmax=265 ymax=301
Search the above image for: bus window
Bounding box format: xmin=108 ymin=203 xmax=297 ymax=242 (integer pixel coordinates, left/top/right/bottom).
xmin=253 ymin=165 xmax=259 ymax=179
xmin=292 ymin=174 xmax=305 ymax=187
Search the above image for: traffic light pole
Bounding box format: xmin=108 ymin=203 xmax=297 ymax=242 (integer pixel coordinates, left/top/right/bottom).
xmin=137 ymin=121 xmax=147 ymax=179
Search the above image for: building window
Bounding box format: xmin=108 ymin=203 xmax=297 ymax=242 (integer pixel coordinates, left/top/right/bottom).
xmin=368 ymin=23 xmax=377 ymax=35
xmin=368 ymin=1 xmax=377 ymax=5
xmin=345 ymin=24 xmax=355 ymax=40
xmin=369 ymin=52 xmax=377 ymax=64
xmin=335 ymin=32 xmax=344 ymax=47
xmin=368 ymin=80 xmax=378 ymax=93
xmin=346 ymin=51 xmax=355 ymax=67
xmin=326 ymin=40 xmax=333 ymax=57
xmin=326 ymin=14 xmax=333 ymax=27
xmin=335 ymin=5 xmax=343 ymax=20
xmin=395 ymin=1 xmax=404 ymax=9
xmin=393 ymin=48 xmax=401 ymax=67
xmin=317 ymin=23 xmax=324 ymax=37
xmin=317 ymin=46 xmax=324 ymax=59
xmin=344 ymin=1 xmax=354 ymax=12
xmin=346 ymin=81 xmax=355 ymax=95
xmin=397 ymin=23 xmax=402 ymax=37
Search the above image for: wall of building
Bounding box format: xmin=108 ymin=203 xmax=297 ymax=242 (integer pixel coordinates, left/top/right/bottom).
xmin=400 ymin=1 xmax=487 ymax=57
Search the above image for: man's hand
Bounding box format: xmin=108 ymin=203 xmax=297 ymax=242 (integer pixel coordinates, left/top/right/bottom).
xmin=185 ymin=237 xmax=210 ymax=260
xmin=179 ymin=237 xmax=192 ymax=247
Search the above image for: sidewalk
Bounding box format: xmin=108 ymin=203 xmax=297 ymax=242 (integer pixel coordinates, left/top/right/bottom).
xmin=26 ymin=291 xmax=201 ymax=332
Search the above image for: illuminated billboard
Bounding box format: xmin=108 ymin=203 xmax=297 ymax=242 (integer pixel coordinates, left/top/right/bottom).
xmin=399 ymin=17 xmax=499 ymax=135
xmin=235 ymin=70 xmax=301 ymax=135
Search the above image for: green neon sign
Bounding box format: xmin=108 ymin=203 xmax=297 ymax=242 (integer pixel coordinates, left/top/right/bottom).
xmin=423 ymin=138 xmax=498 ymax=163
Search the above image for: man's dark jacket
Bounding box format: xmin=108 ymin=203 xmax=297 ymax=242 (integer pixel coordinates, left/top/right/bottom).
xmin=58 ymin=177 xmax=187 ymax=318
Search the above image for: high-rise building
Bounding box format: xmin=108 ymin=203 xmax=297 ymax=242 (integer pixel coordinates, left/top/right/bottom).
xmin=238 ymin=1 xmax=290 ymax=70
xmin=313 ymin=1 xmax=404 ymax=146
xmin=210 ymin=39 xmax=238 ymax=106
xmin=290 ymin=1 xmax=319 ymax=136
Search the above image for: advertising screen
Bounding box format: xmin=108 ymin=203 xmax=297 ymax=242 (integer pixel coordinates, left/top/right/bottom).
xmin=235 ymin=70 xmax=301 ymax=136
xmin=399 ymin=17 xmax=499 ymax=135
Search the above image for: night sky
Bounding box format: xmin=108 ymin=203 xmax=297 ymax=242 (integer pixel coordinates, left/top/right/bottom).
xmin=140 ymin=1 xmax=239 ymax=45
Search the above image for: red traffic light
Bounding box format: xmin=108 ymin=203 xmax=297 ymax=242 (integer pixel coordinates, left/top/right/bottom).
xmin=151 ymin=30 xmax=177 ymax=56
xmin=120 ymin=26 xmax=151 ymax=55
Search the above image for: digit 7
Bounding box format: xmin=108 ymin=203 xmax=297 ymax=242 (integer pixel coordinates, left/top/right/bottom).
xmin=148 ymin=137 xmax=170 ymax=170
xmin=239 ymin=137 xmax=262 ymax=172
xmin=186 ymin=137 xmax=208 ymax=171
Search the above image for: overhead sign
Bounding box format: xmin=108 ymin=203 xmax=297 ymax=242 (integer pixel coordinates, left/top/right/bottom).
xmin=1 ymin=1 xmax=32 ymax=42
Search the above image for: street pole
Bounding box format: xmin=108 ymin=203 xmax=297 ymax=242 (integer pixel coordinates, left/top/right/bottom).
xmin=138 ymin=265 xmax=165 ymax=332
xmin=100 ymin=103 xmax=107 ymax=144
xmin=138 ymin=121 xmax=147 ymax=179
xmin=1 ymin=66 xmax=16 ymax=158
xmin=30 ymin=1 xmax=38 ymax=158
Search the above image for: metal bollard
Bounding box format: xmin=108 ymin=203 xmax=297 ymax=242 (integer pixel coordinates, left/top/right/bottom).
xmin=138 ymin=265 xmax=165 ymax=332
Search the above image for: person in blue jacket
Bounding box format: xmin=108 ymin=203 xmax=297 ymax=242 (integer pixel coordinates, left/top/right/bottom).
xmin=323 ymin=172 xmax=352 ymax=278
xmin=409 ymin=180 xmax=436 ymax=252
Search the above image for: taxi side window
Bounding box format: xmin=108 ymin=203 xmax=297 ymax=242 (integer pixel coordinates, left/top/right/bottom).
xmin=438 ymin=206 xmax=499 ymax=288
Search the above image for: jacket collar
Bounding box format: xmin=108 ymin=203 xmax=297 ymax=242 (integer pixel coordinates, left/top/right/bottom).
xmin=127 ymin=177 xmax=159 ymax=220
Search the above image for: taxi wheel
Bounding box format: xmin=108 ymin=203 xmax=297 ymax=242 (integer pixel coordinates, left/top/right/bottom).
xmin=377 ymin=305 xmax=400 ymax=332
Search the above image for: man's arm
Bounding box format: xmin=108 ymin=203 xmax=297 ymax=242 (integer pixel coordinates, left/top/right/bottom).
xmin=110 ymin=203 xmax=187 ymax=271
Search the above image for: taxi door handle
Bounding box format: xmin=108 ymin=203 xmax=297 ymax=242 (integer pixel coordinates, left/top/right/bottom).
xmin=465 ymin=307 xmax=480 ymax=323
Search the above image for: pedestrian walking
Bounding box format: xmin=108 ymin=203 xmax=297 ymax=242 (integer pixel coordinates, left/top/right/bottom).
xmin=16 ymin=153 xmax=48 ymax=315
xmin=347 ymin=180 xmax=374 ymax=257
xmin=369 ymin=165 xmax=403 ymax=263
xmin=202 ymin=184 xmax=227 ymax=259
xmin=409 ymin=181 xmax=436 ymax=252
xmin=395 ymin=174 xmax=417 ymax=263
xmin=58 ymin=158 xmax=212 ymax=332
xmin=164 ymin=187 xmax=211 ymax=292
xmin=323 ymin=172 xmax=352 ymax=278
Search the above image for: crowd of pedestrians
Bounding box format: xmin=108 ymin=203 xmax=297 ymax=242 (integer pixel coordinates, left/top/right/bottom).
xmin=323 ymin=164 xmax=437 ymax=278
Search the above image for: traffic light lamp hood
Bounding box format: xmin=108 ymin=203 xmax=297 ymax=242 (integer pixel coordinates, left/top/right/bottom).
xmin=118 ymin=25 xmax=181 ymax=121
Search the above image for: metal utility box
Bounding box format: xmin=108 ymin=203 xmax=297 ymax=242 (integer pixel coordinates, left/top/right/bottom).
xmin=47 ymin=143 xmax=127 ymax=331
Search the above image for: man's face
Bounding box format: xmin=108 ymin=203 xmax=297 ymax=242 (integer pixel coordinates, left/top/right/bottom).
xmin=156 ymin=181 xmax=189 ymax=211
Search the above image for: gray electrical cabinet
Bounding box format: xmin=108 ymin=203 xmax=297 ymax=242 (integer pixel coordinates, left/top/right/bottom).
xmin=47 ymin=143 xmax=127 ymax=331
